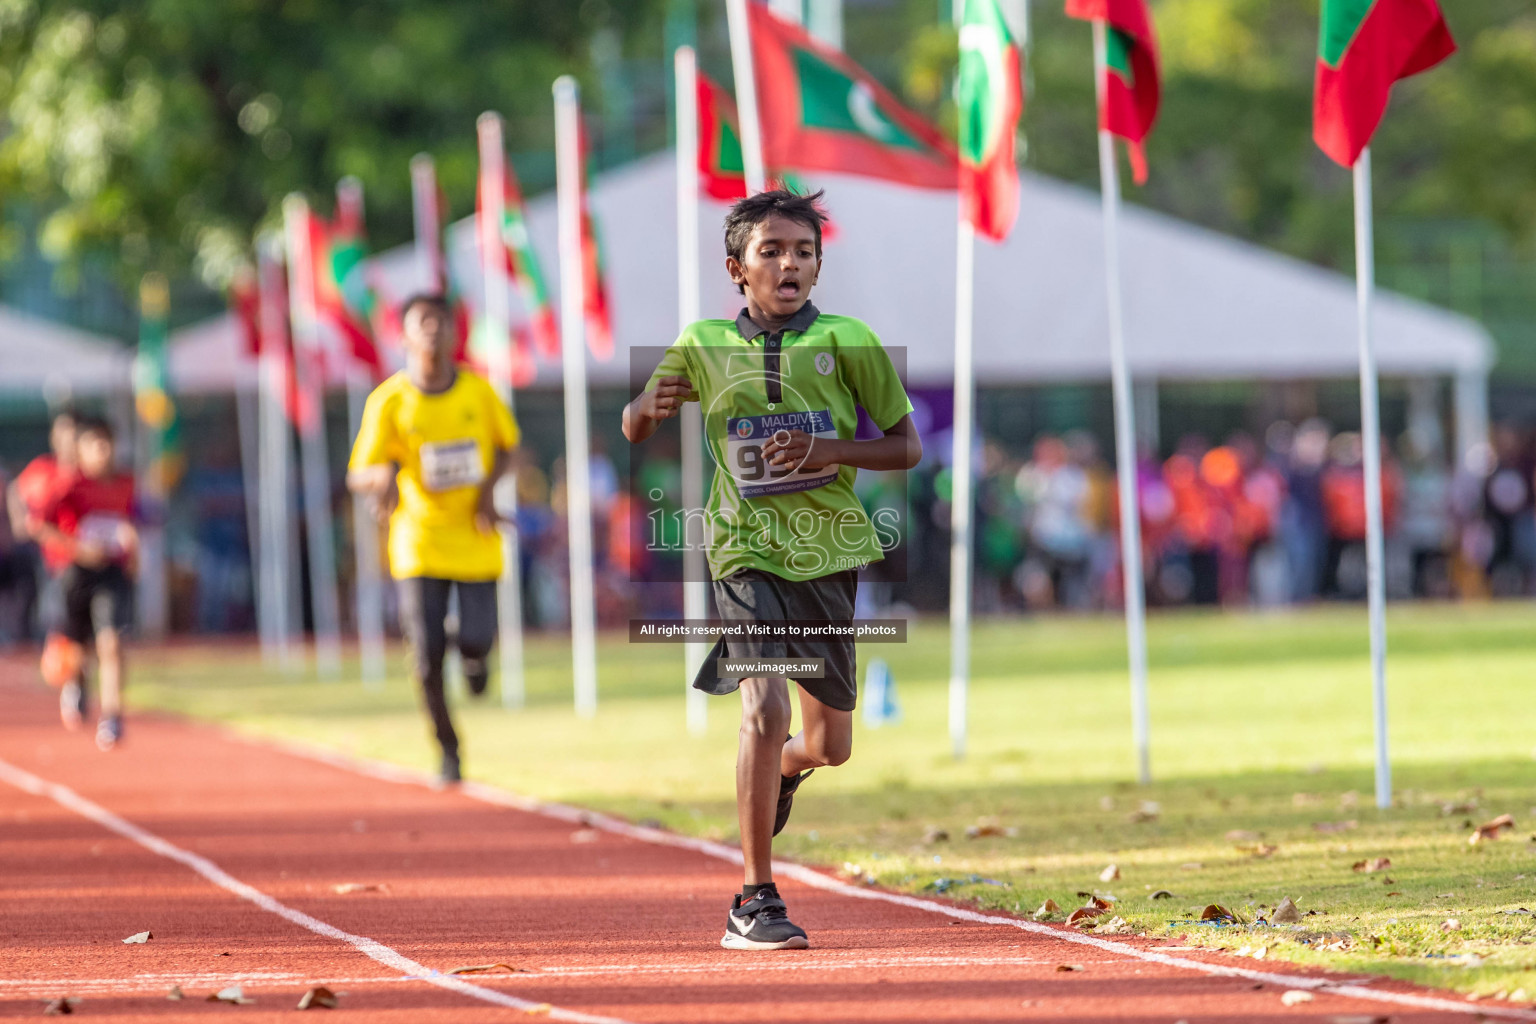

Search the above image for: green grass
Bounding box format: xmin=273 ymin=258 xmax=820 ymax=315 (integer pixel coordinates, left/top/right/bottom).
xmin=125 ymin=603 xmax=1536 ymax=999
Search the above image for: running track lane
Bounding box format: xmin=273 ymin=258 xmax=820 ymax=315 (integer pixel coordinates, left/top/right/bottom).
xmin=1 ymin=668 xmax=1532 ymax=1023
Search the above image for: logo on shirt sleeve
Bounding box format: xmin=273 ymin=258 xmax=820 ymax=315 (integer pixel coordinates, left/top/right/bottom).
xmin=814 ymin=352 xmax=835 ymax=376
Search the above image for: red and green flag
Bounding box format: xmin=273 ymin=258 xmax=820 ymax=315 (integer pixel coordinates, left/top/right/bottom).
xmin=578 ymin=118 xmax=615 ymax=361
xmin=1065 ymin=0 xmax=1160 ymax=185
xmin=698 ymin=71 xmax=748 ymax=201
xmin=307 ymin=205 xmax=384 ymax=381
xmin=477 ymin=156 xmax=559 ymax=362
xmin=1314 ymin=0 xmax=1455 ymax=167
xmin=747 ymin=2 xmax=957 ymax=190
xmin=956 ymin=0 xmax=1025 ymax=241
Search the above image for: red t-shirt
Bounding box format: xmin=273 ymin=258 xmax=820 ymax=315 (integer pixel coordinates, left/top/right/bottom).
xmin=41 ymin=472 xmax=137 ymax=572
xmin=15 ymin=455 xmax=77 ymax=570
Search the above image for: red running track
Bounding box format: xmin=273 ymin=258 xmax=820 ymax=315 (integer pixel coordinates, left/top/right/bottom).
xmin=1 ymin=663 xmax=1531 ymax=1023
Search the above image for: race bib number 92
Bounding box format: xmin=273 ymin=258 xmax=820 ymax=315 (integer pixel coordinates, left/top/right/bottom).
xmin=725 ymin=410 xmax=839 ymax=499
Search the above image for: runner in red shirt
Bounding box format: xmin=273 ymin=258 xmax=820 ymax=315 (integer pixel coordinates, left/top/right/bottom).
xmin=33 ymin=416 xmax=138 ymax=750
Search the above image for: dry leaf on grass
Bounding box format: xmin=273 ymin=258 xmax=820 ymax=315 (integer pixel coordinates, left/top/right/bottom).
xmin=1272 ymin=897 xmax=1302 ymax=924
xmin=1312 ymin=820 xmax=1358 ymax=834
xmin=1032 ymin=899 xmax=1060 ymax=921
xmin=122 ymin=930 xmax=152 ymax=944
xmin=1352 ymin=857 xmax=1391 ymax=873
xmin=1067 ymin=906 xmax=1109 ymax=926
xmin=41 ymin=998 xmax=79 ymax=1016
xmin=297 ymin=986 xmax=338 ymax=1010
xmin=1097 ymin=916 xmax=1135 ymax=935
xmin=1280 ymin=990 xmax=1315 ymax=1006
xmin=1201 ymin=904 xmax=1239 ymax=923
xmin=964 ymin=821 xmax=1016 ymax=839
xmin=1252 ymin=945 xmax=1268 ymax=960
xmin=1055 ymin=963 xmax=1084 ymax=972
xmin=447 ymin=963 xmax=534 ymax=975
xmin=1099 ymin=864 xmax=1121 ymax=882
xmin=1441 ymin=918 xmax=1462 ymax=932
xmin=332 ymin=883 xmax=387 ymax=895
xmin=207 ymin=985 xmax=255 ymax=1005
xmin=1469 ymin=814 xmax=1516 ymax=845
xmin=167 ymin=986 xmax=184 ymax=1001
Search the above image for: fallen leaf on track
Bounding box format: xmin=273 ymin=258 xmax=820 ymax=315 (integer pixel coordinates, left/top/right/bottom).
xmin=524 ymin=1005 xmax=552 ymax=1016
xmin=167 ymin=986 xmax=183 ymax=1001
xmin=1099 ymin=863 xmax=1121 ymax=882
xmin=447 ymin=963 xmax=534 ymax=975
xmin=1032 ymin=899 xmax=1060 ymax=921
xmin=122 ymin=931 xmax=152 ymax=944
xmin=297 ymin=986 xmax=338 ymax=1010
xmin=1281 ymin=990 xmax=1315 ymax=1006
xmin=1352 ymin=857 xmax=1391 ymax=873
xmin=1055 ymin=963 xmax=1084 ymax=972
xmin=207 ymin=985 xmax=255 ymax=1005
xmin=42 ymin=998 xmax=78 ymax=1016
xmin=1273 ymin=897 xmax=1302 ymax=924
xmin=332 ymin=883 xmax=387 ymax=895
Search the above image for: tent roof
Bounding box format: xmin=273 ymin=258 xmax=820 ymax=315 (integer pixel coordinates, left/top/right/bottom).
xmin=0 ymin=305 xmax=129 ymax=396
xmin=175 ymin=152 xmax=1495 ymax=393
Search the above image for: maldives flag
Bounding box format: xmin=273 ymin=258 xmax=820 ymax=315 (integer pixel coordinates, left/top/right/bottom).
xmin=1314 ymin=0 xmax=1455 ymax=167
xmin=747 ymin=2 xmax=956 ymax=190
xmin=1065 ymin=0 xmax=1160 ymax=185
xmin=308 ymin=207 xmax=384 ymax=380
xmin=230 ymin=266 xmax=261 ymax=361
xmin=578 ymin=119 xmax=615 ymax=361
xmin=477 ymin=157 xmax=560 ymax=360
xmin=957 ymin=0 xmax=1024 ymax=240
xmin=698 ymin=71 xmax=748 ymax=201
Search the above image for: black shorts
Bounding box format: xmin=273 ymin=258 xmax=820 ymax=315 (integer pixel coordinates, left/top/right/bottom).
xmin=691 ymin=568 xmax=858 ymax=712
xmin=56 ymin=564 xmax=134 ymax=645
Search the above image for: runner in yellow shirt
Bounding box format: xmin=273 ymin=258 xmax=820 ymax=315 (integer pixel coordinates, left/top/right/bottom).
xmin=347 ymin=294 xmax=519 ymax=784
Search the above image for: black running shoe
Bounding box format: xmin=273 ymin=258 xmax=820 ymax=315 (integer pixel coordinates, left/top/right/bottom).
xmin=463 ymin=658 xmax=490 ymax=698
xmin=721 ymin=889 xmax=809 ymax=950
xmin=773 ymin=769 xmax=813 ymax=837
xmin=94 ymin=715 xmax=122 ymax=752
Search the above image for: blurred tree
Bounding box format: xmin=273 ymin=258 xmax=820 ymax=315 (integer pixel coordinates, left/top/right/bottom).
xmin=0 ymin=0 xmax=668 ymax=289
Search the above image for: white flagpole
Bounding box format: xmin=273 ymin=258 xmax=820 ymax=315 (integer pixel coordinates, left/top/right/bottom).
xmin=948 ymin=214 xmax=976 ymax=761
xmin=336 ymin=178 xmax=388 ymax=691
xmin=769 ymin=0 xmax=803 ymax=23
xmin=675 ymin=45 xmax=709 ymax=736
xmin=554 ymin=76 xmax=600 ymax=719
xmin=256 ymin=233 xmax=299 ymax=669
xmin=725 ymin=0 xmax=769 ymax=194
xmin=807 ymin=0 xmax=842 ymax=46
xmin=1093 ymin=20 xmax=1151 ymax=785
xmin=1354 ymin=145 xmax=1391 ymax=810
xmin=233 ymin=338 xmax=263 ymax=646
xmin=410 ymin=154 xmax=447 ymax=293
xmin=475 ymin=112 xmax=528 ymax=710
xmin=282 ymin=193 xmax=344 ymax=676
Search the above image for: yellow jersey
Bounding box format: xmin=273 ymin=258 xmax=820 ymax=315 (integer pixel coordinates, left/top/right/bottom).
xmin=348 ymin=369 xmax=519 ymax=581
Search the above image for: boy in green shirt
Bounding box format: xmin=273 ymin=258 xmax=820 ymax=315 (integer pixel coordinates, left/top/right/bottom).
xmin=623 ymin=190 xmax=921 ymax=950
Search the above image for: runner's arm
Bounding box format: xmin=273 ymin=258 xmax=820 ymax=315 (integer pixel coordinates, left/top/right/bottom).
xmin=346 ymin=463 xmax=396 ymax=496
xmin=764 ymin=414 xmax=922 ymax=473
xmin=474 ymin=447 xmax=516 ymax=533
xmin=622 ymin=376 xmax=694 ymax=444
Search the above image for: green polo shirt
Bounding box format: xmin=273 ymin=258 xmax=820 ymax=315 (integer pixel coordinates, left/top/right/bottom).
xmin=645 ymin=302 xmax=913 ymax=582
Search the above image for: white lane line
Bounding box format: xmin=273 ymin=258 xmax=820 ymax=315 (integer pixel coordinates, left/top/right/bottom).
xmin=0 ymin=757 xmax=634 ymax=1024
xmin=252 ymin=732 xmax=1536 ymax=1022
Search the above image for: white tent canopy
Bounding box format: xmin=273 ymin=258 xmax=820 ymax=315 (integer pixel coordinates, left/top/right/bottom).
xmin=166 ymin=152 xmax=1494 ymax=458
xmin=0 ymin=305 xmax=130 ymax=397
xmin=360 ymin=152 xmax=1492 ymax=388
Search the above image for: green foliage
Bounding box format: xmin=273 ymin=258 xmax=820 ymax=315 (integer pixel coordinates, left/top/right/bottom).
xmin=0 ymin=0 xmax=663 ymax=288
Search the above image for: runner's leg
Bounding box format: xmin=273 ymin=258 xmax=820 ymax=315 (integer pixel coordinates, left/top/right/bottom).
xmin=398 ymin=578 xmax=458 ymax=761
xmin=738 ymin=675 xmax=792 ymax=885
xmin=453 ymin=580 xmax=497 ymax=695
xmin=782 ymin=686 xmax=852 ymax=775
